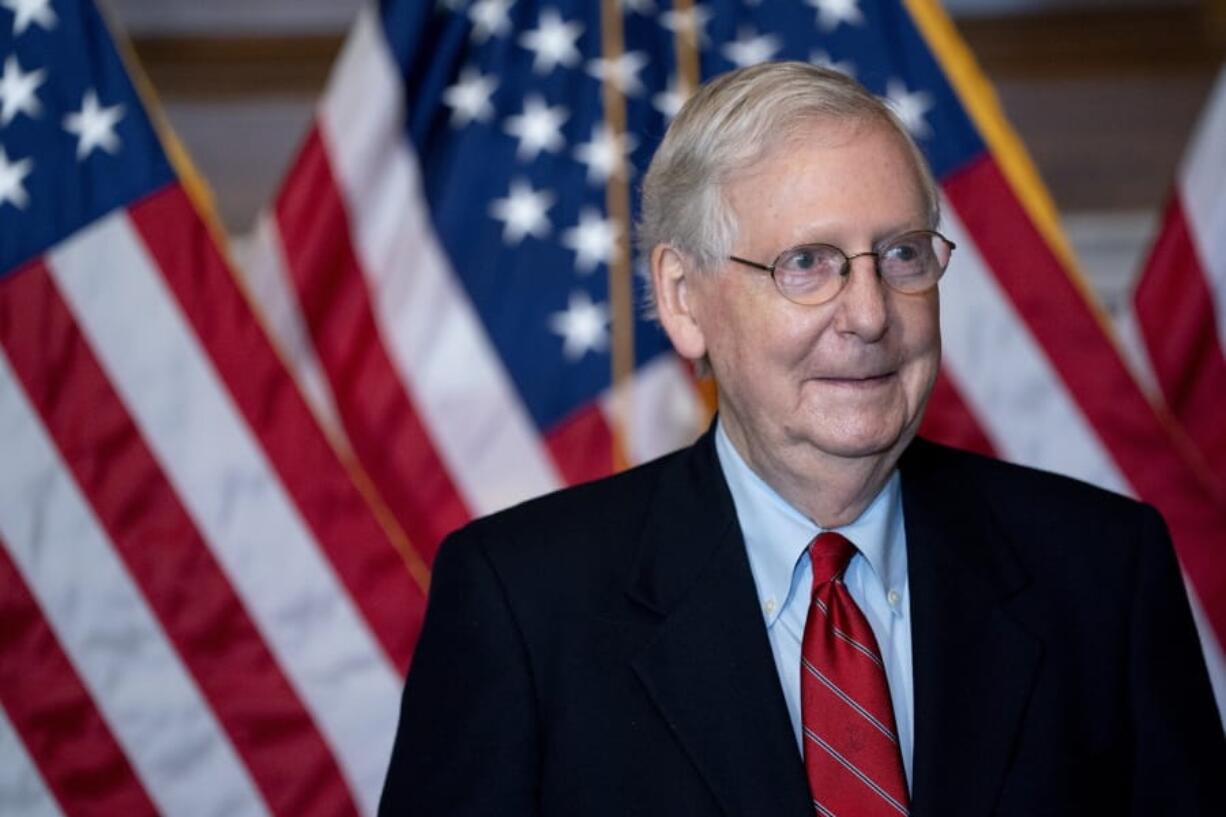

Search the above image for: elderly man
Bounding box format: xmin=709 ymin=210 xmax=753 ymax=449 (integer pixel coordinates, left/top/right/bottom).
xmin=379 ymin=63 xmax=1225 ymax=816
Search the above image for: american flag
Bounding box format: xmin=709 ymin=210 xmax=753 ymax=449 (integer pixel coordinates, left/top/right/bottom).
xmin=2 ymin=1 xmax=1224 ymax=816
xmin=1126 ymin=67 xmax=1226 ymax=496
xmin=1 ymin=1 xmax=421 ymax=815
xmin=1123 ymin=64 xmax=1226 ymax=708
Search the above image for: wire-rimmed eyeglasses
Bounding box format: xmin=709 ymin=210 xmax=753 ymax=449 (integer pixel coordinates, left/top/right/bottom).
xmin=727 ymin=229 xmax=956 ymax=306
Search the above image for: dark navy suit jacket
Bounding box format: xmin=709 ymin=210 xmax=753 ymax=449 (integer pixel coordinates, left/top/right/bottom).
xmin=379 ymin=430 xmax=1226 ymax=815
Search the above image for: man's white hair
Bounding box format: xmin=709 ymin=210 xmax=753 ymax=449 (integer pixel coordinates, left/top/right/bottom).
xmin=639 ymin=61 xmax=940 ymax=308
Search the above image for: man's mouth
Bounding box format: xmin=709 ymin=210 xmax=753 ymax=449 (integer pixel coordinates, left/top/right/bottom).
xmin=815 ymin=371 xmax=897 ymax=386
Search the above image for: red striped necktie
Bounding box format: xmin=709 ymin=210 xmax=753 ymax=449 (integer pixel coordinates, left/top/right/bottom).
xmin=801 ymin=531 xmax=910 ymax=817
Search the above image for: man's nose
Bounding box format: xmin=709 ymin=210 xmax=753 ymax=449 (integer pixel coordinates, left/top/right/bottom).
xmin=833 ymin=255 xmax=889 ymax=340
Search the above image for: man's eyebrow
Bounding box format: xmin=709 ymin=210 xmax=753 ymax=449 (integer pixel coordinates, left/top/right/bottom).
xmin=871 ymin=224 xmax=931 ymax=245
xmin=785 ymin=222 xmax=926 ymax=249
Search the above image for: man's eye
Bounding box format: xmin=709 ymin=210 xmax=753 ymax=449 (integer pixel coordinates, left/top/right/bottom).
xmin=788 ymin=250 xmax=817 ymax=270
xmin=780 ymin=246 xmax=838 ymax=272
xmin=883 ymin=241 xmax=921 ymax=263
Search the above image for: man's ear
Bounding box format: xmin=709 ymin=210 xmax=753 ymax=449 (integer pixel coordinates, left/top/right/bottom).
xmin=651 ymin=244 xmax=708 ymax=361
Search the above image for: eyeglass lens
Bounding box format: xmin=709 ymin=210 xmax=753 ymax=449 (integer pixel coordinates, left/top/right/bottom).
xmin=772 ymin=231 xmax=951 ymax=305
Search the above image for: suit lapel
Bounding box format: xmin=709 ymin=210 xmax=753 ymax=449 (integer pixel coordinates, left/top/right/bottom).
xmin=626 ymin=430 xmax=813 ymax=817
xmin=623 ymin=433 xmax=1042 ymax=816
xmin=902 ymin=441 xmax=1042 ymax=817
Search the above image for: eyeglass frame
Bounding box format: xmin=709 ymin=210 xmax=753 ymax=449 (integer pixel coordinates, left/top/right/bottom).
xmin=727 ymin=229 xmax=957 ymax=306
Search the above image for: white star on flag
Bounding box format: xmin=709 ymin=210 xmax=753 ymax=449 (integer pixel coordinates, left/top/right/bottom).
xmin=0 ymin=54 xmax=45 ymax=125
xmin=1 ymin=0 xmax=56 ymax=36
xmin=574 ymin=123 xmax=638 ymax=186
xmin=489 ymin=179 xmax=555 ymax=244
xmin=810 ymin=50 xmax=855 ymax=78
xmin=468 ymin=0 xmax=512 ymax=44
xmin=586 ymin=51 xmax=648 ymax=98
xmin=549 ymin=290 xmax=610 ymax=361
xmin=653 ymin=74 xmax=690 ymax=121
xmin=619 ymin=0 xmax=655 ymax=14
xmin=518 ymin=9 xmax=583 ymax=75
xmin=0 ymin=145 xmax=33 ymax=209
xmin=443 ymin=67 xmax=498 ymax=127
xmin=884 ymin=79 xmax=934 ymax=138
xmin=722 ymin=27 xmax=782 ymax=69
xmin=660 ymin=4 xmax=712 ymax=47
xmin=504 ymin=95 xmax=568 ymax=160
xmin=63 ymin=89 xmax=125 ymax=160
xmin=562 ymin=207 xmax=620 ymax=273
xmin=806 ymin=0 xmax=864 ymax=32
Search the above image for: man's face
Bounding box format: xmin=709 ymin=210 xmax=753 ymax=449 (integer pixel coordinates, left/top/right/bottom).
xmin=672 ymin=118 xmax=941 ymax=478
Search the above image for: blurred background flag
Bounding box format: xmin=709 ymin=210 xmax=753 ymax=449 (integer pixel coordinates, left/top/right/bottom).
xmin=3 ymin=0 xmax=1225 ymax=815
xmin=1128 ymin=66 xmax=1226 ymax=496
xmin=0 ymin=1 xmax=426 ymax=815
xmin=236 ymin=0 xmax=712 ymax=570
xmin=1123 ymin=65 xmax=1226 ymax=710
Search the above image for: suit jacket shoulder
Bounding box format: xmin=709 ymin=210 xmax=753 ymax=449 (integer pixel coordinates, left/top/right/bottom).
xmin=461 ymin=443 xmax=680 ymax=580
xmin=904 ymin=435 xmax=1155 ymax=521
xmin=380 ymin=432 xmax=812 ymax=816
xmin=901 ymin=437 xmax=1166 ymax=586
xmin=899 ymin=437 xmax=1225 ymax=816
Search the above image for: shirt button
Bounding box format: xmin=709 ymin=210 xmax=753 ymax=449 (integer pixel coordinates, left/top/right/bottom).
xmin=764 ymin=598 xmax=777 ymax=616
xmin=887 ymin=590 xmax=901 ymax=607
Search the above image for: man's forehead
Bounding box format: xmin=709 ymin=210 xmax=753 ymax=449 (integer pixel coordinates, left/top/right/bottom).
xmin=729 ymin=121 xmax=924 ymax=198
xmin=723 ymin=118 xmax=932 ymax=235
xmin=725 ymin=117 xmax=918 ymax=196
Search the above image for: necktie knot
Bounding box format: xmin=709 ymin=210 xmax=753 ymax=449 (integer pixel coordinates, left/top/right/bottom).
xmin=809 ymin=531 xmax=857 ymax=586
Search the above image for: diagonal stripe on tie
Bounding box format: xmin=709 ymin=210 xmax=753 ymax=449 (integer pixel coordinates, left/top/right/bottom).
xmin=812 ymin=595 xmax=887 ymax=668
xmin=808 ymin=607 xmax=896 ymax=719
xmin=802 ymin=658 xmax=898 ymax=743
xmin=805 ymin=728 xmax=910 ymax=816
xmin=813 ymin=798 xmax=839 ymax=817
xmin=802 ymin=532 xmax=910 ymax=816
xmin=802 ymin=668 xmax=909 ymax=808
xmin=803 ymin=698 xmax=909 ymax=806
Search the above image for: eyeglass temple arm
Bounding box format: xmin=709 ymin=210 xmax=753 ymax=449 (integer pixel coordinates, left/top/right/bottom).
xmin=727 ymin=255 xmax=774 ymax=273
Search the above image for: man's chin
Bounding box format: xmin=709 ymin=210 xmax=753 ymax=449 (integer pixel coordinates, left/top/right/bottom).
xmin=796 ymin=423 xmax=914 ymax=462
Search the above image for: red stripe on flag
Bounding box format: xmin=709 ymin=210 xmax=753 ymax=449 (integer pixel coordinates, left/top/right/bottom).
xmin=128 ymin=184 xmax=425 ymax=671
xmin=0 ymin=261 xmax=359 ymax=817
xmin=0 ymin=537 xmax=159 ymax=817
xmin=1134 ymin=195 xmax=1226 ymax=489
xmin=546 ymin=402 xmax=616 ymax=485
xmin=919 ymin=368 xmax=997 ymax=458
xmin=943 ymin=155 xmax=1226 ymax=640
xmin=274 ymin=129 xmax=471 ymax=563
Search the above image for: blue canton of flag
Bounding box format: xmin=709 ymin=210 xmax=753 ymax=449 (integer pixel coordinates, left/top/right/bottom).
xmin=0 ymin=0 xmax=172 ymax=276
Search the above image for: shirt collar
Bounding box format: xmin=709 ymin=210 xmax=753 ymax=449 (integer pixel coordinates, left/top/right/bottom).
xmin=714 ymin=419 xmax=906 ymax=625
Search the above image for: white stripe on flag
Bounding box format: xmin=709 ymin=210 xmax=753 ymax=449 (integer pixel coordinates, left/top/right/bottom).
xmin=1110 ymin=304 xmax=1162 ymax=401
xmin=939 ymin=201 xmax=1132 ymax=496
xmin=0 ymin=705 xmax=67 ymax=817
xmin=317 ymin=6 xmax=562 ymax=515
xmin=0 ymin=350 xmax=268 ymax=817
xmin=602 ymin=354 xmax=705 ymax=466
xmin=1186 ymin=582 xmax=1226 ymax=731
xmin=48 ymin=213 xmax=401 ymax=817
xmin=232 ymin=213 xmax=345 ymax=439
xmin=1178 ymin=69 xmax=1226 ymax=361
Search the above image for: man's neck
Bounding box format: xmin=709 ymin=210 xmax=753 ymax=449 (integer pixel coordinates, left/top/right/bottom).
xmin=719 ymin=416 xmax=909 ymax=529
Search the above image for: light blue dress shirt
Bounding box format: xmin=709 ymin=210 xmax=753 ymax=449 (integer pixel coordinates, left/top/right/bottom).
xmin=714 ymin=421 xmax=915 ymax=787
